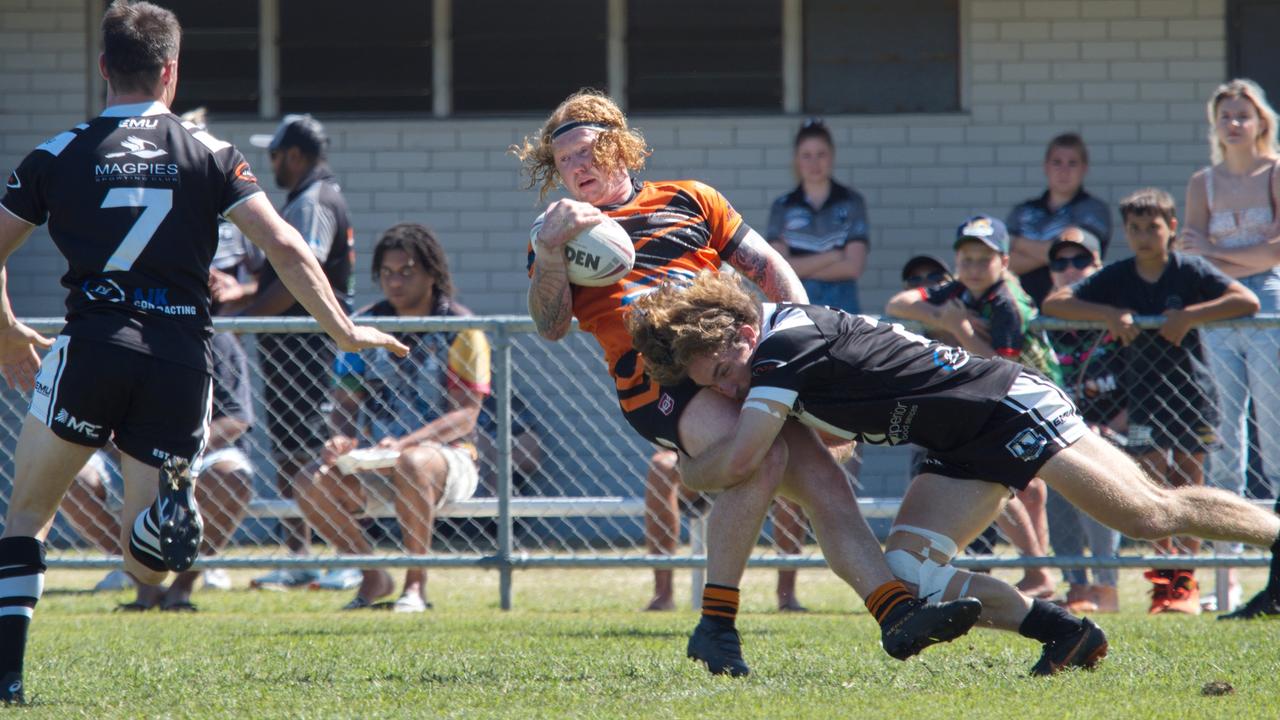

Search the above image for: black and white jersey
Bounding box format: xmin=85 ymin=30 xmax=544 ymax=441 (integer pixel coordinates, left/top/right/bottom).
xmin=255 ymin=163 xmax=353 ymax=316
xmin=745 ymin=304 xmax=1023 ymax=452
xmin=1 ymin=101 xmax=263 ymax=372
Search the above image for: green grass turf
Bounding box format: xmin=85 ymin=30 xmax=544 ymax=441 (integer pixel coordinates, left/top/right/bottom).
xmin=14 ymin=566 xmax=1279 ymax=718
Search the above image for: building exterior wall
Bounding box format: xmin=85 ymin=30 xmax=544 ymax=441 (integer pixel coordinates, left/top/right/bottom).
xmin=1 ymin=0 xmax=1229 ymax=318
xmin=0 ymin=0 xmax=1234 ymax=495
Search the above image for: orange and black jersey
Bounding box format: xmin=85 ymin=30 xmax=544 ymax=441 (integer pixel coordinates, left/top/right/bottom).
xmin=527 ymin=178 xmax=749 ymax=411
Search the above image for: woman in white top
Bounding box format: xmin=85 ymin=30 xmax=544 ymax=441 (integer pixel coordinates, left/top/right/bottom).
xmin=1182 ymin=79 xmax=1280 ymax=612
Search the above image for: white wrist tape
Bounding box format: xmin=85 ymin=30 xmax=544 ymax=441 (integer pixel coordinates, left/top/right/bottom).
xmin=743 ymin=400 xmax=785 ymax=420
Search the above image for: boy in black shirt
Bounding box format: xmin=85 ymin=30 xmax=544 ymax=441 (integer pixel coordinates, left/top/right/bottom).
xmin=626 ymin=267 xmax=1280 ymax=674
xmin=1043 ymin=188 xmax=1260 ymax=615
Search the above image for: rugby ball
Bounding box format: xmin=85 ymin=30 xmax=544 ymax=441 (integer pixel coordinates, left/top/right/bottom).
xmin=531 ymin=215 xmax=635 ymax=287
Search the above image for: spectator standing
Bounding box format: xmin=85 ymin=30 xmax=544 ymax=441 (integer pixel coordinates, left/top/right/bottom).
xmin=1043 ymin=188 xmax=1261 ymax=616
xmin=296 ymin=223 xmax=490 ymax=611
xmin=1043 ymin=228 xmax=1123 ymax=614
xmin=885 ymin=216 xmax=1061 ymax=599
xmin=1006 ymin=133 xmax=1112 ymax=307
xmin=1181 ymin=79 xmax=1280 ymax=615
xmin=239 ymin=114 xmax=357 ymax=590
xmin=766 ymin=118 xmax=869 ymax=313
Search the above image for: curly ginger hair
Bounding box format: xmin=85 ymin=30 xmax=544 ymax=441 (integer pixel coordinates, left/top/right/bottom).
xmin=511 ymin=89 xmax=651 ymax=201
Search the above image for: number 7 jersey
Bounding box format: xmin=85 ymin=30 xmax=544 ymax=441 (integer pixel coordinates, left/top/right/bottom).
xmin=1 ymin=100 xmax=263 ymax=373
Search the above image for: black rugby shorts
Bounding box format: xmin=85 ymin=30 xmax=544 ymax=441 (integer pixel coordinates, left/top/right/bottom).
xmin=30 ymin=336 xmax=211 ymax=468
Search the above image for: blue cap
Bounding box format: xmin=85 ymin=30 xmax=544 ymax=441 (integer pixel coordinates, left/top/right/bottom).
xmin=954 ymin=215 xmax=1009 ymax=254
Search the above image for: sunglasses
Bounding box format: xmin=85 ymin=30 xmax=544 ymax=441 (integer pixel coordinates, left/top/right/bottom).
xmin=1049 ymin=255 xmax=1094 ymax=272
xmin=904 ymin=271 xmax=949 ymax=289
xmin=802 ymin=116 xmax=826 ymax=130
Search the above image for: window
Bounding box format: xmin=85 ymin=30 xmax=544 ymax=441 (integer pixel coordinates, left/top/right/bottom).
xmin=158 ymin=1 xmax=260 ymax=114
xmin=452 ymin=0 xmax=607 ymax=113
xmin=278 ymin=0 xmax=432 ymax=113
xmin=627 ymin=0 xmax=782 ymax=112
xmin=804 ymin=0 xmax=959 ymax=114
xmin=1228 ymin=0 xmax=1280 ymax=103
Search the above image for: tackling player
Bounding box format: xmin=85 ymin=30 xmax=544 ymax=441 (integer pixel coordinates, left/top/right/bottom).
xmin=0 ymin=1 xmax=407 ymax=704
xmin=625 ymin=270 xmax=1280 ymax=675
xmin=514 ymin=89 xmax=980 ymax=676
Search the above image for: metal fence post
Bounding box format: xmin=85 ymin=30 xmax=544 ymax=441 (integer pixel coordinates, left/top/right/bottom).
xmin=494 ymin=323 xmax=515 ymax=610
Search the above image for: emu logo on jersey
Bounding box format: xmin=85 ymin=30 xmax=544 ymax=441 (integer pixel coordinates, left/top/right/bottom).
xmin=118 ymin=118 xmax=159 ymax=130
xmin=105 ymin=136 xmax=168 ymax=160
xmin=1006 ymin=428 xmax=1048 ymax=462
xmin=5 ymin=170 xmax=18 ymax=189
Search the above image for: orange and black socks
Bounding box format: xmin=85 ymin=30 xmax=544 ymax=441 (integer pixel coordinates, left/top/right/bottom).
xmin=701 ymin=583 xmax=739 ymax=624
xmin=864 ymin=580 xmax=913 ymax=627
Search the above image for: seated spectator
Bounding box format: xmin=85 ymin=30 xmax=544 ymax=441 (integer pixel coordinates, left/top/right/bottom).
xmin=885 ymin=216 xmax=1061 ymax=598
xmin=1043 ymin=227 xmax=1124 ymax=614
xmin=766 ymin=117 xmax=869 ymax=313
xmin=643 ymin=450 xmax=809 ymax=612
xmin=1007 ymin=132 xmax=1111 ymax=307
xmin=1043 ymin=188 xmax=1261 ymax=615
xmin=296 ymin=223 xmax=490 ymax=612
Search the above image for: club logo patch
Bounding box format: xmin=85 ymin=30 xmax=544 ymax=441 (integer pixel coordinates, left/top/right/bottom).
xmin=658 ymin=393 xmax=675 ymax=416
xmin=1006 ymin=428 xmax=1048 ymax=462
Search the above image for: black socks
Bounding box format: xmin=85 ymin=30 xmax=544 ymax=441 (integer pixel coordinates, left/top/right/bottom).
xmin=1018 ymin=598 xmax=1082 ymax=644
xmin=0 ymin=537 xmax=47 ymax=680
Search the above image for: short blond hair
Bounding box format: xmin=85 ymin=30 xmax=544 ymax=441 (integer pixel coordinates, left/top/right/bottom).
xmin=1207 ymin=78 xmax=1280 ymax=164
xmin=624 ymin=271 xmax=759 ymax=387
xmin=512 ymin=89 xmax=650 ymax=201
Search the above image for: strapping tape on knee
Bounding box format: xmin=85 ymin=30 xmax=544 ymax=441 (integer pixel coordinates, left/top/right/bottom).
xmin=885 ymin=524 xmax=972 ymax=604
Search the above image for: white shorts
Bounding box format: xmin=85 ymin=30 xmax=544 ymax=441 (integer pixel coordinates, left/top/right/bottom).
xmin=365 ymin=444 xmax=479 ymax=509
xmin=194 ymin=447 xmax=255 ymax=477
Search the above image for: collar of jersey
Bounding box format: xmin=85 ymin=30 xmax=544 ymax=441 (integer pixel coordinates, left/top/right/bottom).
xmin=101 ymin=101 xmax=169 ymax=118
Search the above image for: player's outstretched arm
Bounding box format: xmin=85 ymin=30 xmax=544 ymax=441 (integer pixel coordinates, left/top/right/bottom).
xmin=725 ymin=230 xmax=808 ymax=304
xmin=228 ymin=195 xmax=408 ymax=357
xmin=0 ymin=210 xmax=54 ymax=392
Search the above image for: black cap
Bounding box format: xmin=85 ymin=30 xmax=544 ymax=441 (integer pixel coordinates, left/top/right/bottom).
xmin=1048 ymin=228 xmax=1103 ymax=262
xmin=901 ymin=253 xmax=951 ymax=281
xmin=250 ymin=114 xmax=327 ymax=157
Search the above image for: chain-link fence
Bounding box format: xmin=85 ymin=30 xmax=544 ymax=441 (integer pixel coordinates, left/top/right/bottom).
xmin=1 ymin=315 xmax=1275 ymax=609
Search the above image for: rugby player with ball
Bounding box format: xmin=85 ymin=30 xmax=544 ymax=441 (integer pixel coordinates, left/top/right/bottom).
xmin=514 ymin=90 xmax=981 ymax=677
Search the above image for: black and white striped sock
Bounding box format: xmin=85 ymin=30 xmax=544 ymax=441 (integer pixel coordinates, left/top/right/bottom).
xmin=128 ymin=502 xmax=168 ymax=573
xmin=0 ymin=536 xmax=47 ymax=680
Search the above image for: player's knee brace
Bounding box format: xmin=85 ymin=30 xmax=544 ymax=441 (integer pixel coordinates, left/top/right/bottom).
xmin=884 ymin=524 xmax=975 ymax=605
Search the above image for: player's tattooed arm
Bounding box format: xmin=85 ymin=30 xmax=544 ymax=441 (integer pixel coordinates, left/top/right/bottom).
xmin=727 ymin=229 xmax=809 ymax=304
xmin=528 ymin=251 xmax=574 ymax=341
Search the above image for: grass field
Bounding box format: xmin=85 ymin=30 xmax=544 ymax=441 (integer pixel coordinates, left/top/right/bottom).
xmin=16 ymin=566 xmax=1279 ymax=718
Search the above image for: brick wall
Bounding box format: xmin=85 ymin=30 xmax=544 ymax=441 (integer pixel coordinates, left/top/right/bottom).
xmin=1 ymin=0 xmax=1229 ymax=318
